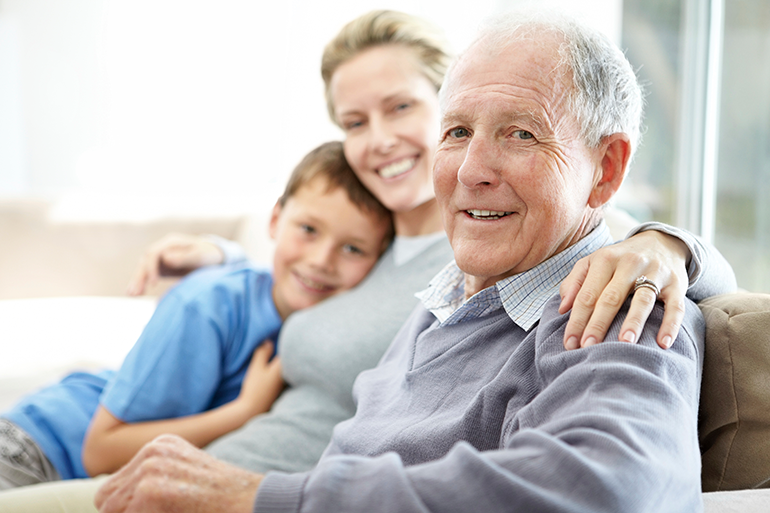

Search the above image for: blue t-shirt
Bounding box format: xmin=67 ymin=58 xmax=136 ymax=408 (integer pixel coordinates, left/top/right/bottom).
xmin=2 ymin=263 xmax=282 ymax=479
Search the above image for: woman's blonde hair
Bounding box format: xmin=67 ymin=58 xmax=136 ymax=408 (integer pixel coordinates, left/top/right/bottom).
xmin=321 ymin=10 xmax=452 ymax=124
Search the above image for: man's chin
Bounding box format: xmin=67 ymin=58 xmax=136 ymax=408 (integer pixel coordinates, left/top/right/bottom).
xmin=454 ymin=242 xmax=516 ymax=271
xmin=456 ymin=257 xmax=519 ymax=295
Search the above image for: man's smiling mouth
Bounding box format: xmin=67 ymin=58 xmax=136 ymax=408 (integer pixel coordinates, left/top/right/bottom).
xmin=466 ymin=209 xmax=514 ymax=220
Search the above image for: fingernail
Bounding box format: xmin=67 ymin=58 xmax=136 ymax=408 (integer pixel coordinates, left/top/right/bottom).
xmin=662 ymin=336 xmax=672 ymax=348
xmin=583 ymin=336 xmax=597 ymax=347
xmin=565 ymin=336 xmax=578 ymax=350
xmin=621 ymin=331 xmax=636 ymax=344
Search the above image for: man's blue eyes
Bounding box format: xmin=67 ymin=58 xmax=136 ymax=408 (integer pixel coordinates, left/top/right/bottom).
xmin=449 ymin=127 xmax=470 ymax=138
xmin=516 ymin=130 xmax=534 ymax=140
xmin=448 ymin=128 xmax=534 ymax=140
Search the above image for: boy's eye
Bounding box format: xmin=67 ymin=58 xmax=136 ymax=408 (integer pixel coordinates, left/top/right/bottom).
xmin=300 ymin=224 xmax=316 ymax=235
xmin=342 ymin=244 xmax=364 ymax=256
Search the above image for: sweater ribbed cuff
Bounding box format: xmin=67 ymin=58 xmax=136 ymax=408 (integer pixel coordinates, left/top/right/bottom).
xmin=626 ymin=222 xmax=701 ymax=286
xmin=205 ymin=234 xmax=248 ymax=265
xmin=254 ymin=471 xmax=311 ymax=513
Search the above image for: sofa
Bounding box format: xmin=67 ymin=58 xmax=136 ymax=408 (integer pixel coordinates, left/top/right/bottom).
xmin=1 ymin=198 xmax=769 ymax=510
xmin=700 ymin=292 xmax=770 ymax=511
xmin=0 ymin=198 xmax=272 ymax=411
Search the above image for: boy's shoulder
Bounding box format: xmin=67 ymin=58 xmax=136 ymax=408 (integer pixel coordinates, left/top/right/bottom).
xmin=169 ymin=262 xmax=272 ymax=297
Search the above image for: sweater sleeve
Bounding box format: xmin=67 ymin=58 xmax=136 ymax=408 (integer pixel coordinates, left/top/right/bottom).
xmin=254 ymin=300 xmax=705 ymax=513
xmin=626 ymin=222 xmax=736 ymax=301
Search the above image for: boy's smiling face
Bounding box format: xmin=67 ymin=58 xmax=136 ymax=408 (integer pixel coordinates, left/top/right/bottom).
xmin=269 ymin=175 xmax=390 ymax=320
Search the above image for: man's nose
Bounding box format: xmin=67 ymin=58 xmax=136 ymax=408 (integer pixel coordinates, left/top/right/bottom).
xmin=456 ymin=137 xmax=500 ymax=188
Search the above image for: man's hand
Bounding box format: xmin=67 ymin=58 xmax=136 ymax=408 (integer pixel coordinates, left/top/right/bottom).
xmin=95 ymin=435 xmax=262 ymax=513
xmin=559 ymin=230 xmax=689 ymax=350
xmin=127 ymin=234 xmax=225 ymax=296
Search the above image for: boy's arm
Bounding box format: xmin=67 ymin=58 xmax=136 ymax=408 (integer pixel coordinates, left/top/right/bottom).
xmin=82 ymin=342 xmax=283 ymax=477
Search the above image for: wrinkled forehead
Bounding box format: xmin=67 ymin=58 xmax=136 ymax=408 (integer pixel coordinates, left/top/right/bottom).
xmin=440 ymin=32 xmax=571 ymax=116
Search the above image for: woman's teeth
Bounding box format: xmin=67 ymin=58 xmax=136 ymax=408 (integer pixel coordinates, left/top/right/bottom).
xmin=378 ymin=158 xmax=416 ymax=179
xmin=467 ymin=209 xmax=513 ymax=220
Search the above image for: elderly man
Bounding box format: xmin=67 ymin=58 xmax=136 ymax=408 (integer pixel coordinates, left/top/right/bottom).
xmin=95 ymin=13 xmax=704 ymax=513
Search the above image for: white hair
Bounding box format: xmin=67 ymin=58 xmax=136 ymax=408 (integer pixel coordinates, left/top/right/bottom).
xmin=441 ymin=10 xmax=644 ymax=158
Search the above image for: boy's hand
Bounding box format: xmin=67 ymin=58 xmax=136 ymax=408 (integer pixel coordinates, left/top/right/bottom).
xmin=237 ymin=341 xmax=284 ymax=417
xmin=127 ymin=233 xmax=225 ymax=296
xmin=559 ymin=230 xmax=689 ymax=350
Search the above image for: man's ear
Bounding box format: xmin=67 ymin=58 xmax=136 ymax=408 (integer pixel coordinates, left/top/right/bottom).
xmin=588 ymin=133 xmax=632 ymax=208
xmin=268 ymin=201 xmax=282 ymax=241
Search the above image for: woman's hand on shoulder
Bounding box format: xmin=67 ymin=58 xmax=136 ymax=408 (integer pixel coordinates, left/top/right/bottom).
xmin=127 ymin=233 xmax=225 ymax=296
xmin=559 ymin=230 xmax=689 ymax=350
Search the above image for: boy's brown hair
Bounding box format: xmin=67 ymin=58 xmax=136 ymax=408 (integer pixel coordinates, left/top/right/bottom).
xmin=278 ymin=141 xmax=394 ymax=244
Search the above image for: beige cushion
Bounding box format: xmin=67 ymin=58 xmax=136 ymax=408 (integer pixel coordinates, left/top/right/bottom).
xmin=699 ymin=292 xmax=770 ymax=491
xmin=0 ymin=199 xmax=246 ymax=299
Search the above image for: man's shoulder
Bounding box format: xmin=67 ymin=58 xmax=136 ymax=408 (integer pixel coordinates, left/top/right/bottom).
xmin=537 ymin=294 xmax=704 ymax=360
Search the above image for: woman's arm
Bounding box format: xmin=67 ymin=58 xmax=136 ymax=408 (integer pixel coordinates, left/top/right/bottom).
xmin=82 ymin=342 xmax=283 ymax=477
xmin=560 ymin=224 xmax=736 ymax=350
xmin=127 ymin=233 xmax=249 ymax=296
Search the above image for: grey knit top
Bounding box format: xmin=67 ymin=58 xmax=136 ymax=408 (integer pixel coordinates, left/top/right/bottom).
xmin=204 ymin=235 xmax=454 ymax=472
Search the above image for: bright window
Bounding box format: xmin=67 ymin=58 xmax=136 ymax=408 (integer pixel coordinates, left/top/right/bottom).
xmin=620 ymin=0 xmax=770 ymax=292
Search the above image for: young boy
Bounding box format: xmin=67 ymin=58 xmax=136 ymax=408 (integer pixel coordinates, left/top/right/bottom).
xmin=0 ymin=141 xmax=393 ymax=488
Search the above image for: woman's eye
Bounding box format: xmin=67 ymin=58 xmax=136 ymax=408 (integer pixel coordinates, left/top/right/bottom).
xmin=448 ymin=127 xmax=470 ymax=139
xmin=339 ymin=117 xmax=366 ymax=130
xmin=343 ymin=120 xmax=364 ymax=131
xmin=394 ymin=102 xmax=411 ymax=112
xmin=514 ymin=130 xmax=534 ymax=140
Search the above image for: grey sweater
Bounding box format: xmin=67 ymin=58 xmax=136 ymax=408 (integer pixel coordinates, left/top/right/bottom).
xmin=208 ymin=222 xmax=732 ymax=476
xmin=255 ymin=286 xmax=706 ymax=513
xmin=204 ymin=235 xmax=454 ymax=472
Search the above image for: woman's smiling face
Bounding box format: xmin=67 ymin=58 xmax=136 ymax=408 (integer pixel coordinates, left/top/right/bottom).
xmin=330 ymin=45 xmax=441 ymax=215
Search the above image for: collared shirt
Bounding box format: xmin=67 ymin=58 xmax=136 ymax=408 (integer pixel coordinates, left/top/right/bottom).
xmin=416 ymin=222 xmax=613 ymax=331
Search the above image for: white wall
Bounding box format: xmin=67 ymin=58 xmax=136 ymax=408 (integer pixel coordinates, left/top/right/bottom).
xmin=0 ymin=13 xmax=26 ymax=194
xmin=0 ymin=0 xmax=102 ymax=197
xmin=0 ymin=0 xmax=622 ymax=220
